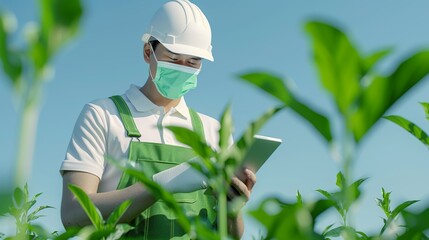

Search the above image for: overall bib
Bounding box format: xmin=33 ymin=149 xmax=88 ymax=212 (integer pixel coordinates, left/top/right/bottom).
xmin=110 ymin=96 xmax=216 ymax=239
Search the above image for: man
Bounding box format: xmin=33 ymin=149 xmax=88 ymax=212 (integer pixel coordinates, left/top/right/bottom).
xmin=60 ymin=0 xmax=256 ymax=239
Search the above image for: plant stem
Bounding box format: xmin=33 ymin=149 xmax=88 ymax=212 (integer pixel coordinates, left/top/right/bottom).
xmin=342 ymin=131 xmax=356 ymax=228
xmin=217 ymin=177 xmax=228 ymax=239
xmin=14 ymin=84 xmax=41 ymax=187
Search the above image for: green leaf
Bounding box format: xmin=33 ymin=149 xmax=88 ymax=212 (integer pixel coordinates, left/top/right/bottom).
xmin=166 ymin=126 xmax=215 ymax=159
xmin=336 ymin=172 xmax=347 ymax=190
xmin=13 ymin=187 xmax=25 ymax=208
xmin=362 ymin=48 xmax=393 ymax=74
xmin=322 ymin=224 xmax=335 ymax=236
xmin=39 ymin=0 xmax=83 ymax=54
xmin=0 ymin=13 xmax=23 ymax=90
xmin=0 ymin=188 xmax=12 ymax=215
xmin=239 ymin=72 xmax=332 ymax=143
xmin=305 ymin=20 xmax=362 ymax=116
xmin=384 ymin=115 xmax=429 ymax=148
xmin=391 ymin=200 xmax=419 ymax=220
xmin=28 ymin=192 xmax=43 ymax=210
xmin=398 ymin=208 xmax=429 ymax=239
xmin=296 ymin=191 xmax=303 ymax=205
xmin=236 ymin=106 xmax=283 ymax=150
xmin=350 ymin=50 xmax=429 ymax=142
xmin=376 ymin=188 xmax=391 ymax=217
xmin=218 ymin=103 xmax=233 ymax=152
xmin=249 ymin=197 xmax=324 ymax=240
xmin=309 ymin=199 xmax=334 ymax=221
xmin=106 ymin=224 xmax=134 ymax=240
xmin=316 ymin=189 xmax=333 ymax=200
xmin=27 ymin=205 xmax=54 ymax=222
xmin=68 ymin=184 xmax=104 ymax=230
xmin=166 ymin=126 xmax=217 ymax=177
xmin=192 ymin=219 xmax=221 ymax=240
xmin=324 ymin=226 xmax=360 ymax=238
xmin=421 ymin=102 xmax=429 ymax=121
xmin=53 ymin=227 xmax=81 ymax=240
xmin=223 ymin=105 xmax=283 ymax=181
xmin=235 ymin=105 xmax=283 ymax=161
xmin=27 ymin=0 xmax=83 ymax=78
xmin=106 ymin=200 xmax=132 ymax=228
xmin=27 ymin=224 xmax=54 ymax=239
xmin=380 ymin=199 xmax=419 ymax=235
xmin=107 ymin=159 xmax=191 ymax=233
xmin=87 ymin=229 xmax=114 ymax=240
xmin=323 ymin=226 xmax=345 ymax=238
xmin=343 ymin=177 xmax=368 ymax=209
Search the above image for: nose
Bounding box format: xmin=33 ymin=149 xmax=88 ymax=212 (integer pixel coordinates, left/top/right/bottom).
xmin=175 ymin=59 xmax=188 ymax=66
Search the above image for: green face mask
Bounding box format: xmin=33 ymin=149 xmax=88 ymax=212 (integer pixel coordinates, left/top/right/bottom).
xmin=150 ymin=48 xmax=201 ymax=99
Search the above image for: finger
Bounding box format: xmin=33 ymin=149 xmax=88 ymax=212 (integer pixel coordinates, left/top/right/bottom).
xmin=227 ymin=186 xmax=238 ymax=200
xmin=230 ymin=177 xmax=250 ymax=201
xmin=244 ymin=168 xmax=257 ymax=191
xmin=227 ymin=178 xmax=241 ymax=199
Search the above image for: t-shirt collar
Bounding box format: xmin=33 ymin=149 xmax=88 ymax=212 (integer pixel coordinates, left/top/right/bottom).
xmin=125 ymin=84 xmax=190 ymax=119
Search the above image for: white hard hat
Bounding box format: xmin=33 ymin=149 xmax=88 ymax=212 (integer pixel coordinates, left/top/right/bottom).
xmin=142 ymin=0 xmax=214 ymax=61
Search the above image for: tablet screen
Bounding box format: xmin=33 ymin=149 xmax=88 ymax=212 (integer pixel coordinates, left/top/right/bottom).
xmin=240 ymin=135 xmax=282 ymax=174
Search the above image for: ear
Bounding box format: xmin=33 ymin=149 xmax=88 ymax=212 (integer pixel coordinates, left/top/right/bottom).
xmin=143 ymin=43 xmax=151 ymax=63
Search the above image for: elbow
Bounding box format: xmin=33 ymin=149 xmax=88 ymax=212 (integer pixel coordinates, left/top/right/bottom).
xmin=61 ymin=201 xmax=88 ymax=229
xmin=61 ymin=205 xmax=78 ymax=229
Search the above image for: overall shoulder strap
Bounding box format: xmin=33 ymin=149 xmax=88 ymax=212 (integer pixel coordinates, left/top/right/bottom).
xmin=109 ymin=95 xmax=141 ymax=138
xmin=188 ymin=108 xmax=206 ymax=141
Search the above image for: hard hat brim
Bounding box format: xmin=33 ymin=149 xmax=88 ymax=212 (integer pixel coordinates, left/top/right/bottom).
xmin=142 ymin=34 xmax=214 ymax=62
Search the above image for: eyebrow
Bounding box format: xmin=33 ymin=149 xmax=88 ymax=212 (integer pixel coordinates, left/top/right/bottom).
xmin=165 ymin=49 xmax=201 ymax=60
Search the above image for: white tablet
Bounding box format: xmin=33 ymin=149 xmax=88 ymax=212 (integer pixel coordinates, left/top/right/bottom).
xmin=239 ymin=135 xmax=282 ymax=174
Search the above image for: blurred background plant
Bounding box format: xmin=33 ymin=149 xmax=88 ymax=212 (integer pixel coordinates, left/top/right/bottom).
xmin=0 ymin=0 xmax=83 ymax=238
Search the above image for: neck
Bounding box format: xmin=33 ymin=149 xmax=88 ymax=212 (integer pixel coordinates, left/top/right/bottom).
xmin=140 ymin=78 xmax=180 ymax=112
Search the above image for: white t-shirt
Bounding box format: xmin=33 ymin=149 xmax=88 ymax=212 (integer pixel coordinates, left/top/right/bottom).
xmin=60 ymin=84 xmax=221 ymax=192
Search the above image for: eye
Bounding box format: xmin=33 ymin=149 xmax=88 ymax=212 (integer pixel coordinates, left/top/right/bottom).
xmin=188 ymin=59 xmax=201 ymax=66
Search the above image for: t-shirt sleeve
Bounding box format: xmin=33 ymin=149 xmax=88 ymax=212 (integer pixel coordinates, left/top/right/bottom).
xmin=60 ymin=103 xmax=107 ymax=179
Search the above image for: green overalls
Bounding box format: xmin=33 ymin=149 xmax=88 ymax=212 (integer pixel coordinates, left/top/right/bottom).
xmin=110 ymin=95 xmax=216 ymax=239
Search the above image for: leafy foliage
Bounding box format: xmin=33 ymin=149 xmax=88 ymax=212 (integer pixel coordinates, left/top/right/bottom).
xmin=376 ymin=188 xmax=418 ymax=235
xmin=239 ymin=20 xmax=429 ymax=240
xmin=3 ymin=2 xmax=429 ymax=239
xmin=167 ymin=104 xmax=283 ymax=238
xmin=305 ymin=21 xmax=429 ymax=143
xmin=0 ymin=184 xmax=55 ymax=239
xmin=249 ymin=197 xmax=330 ymax=240
xmin=317 ymin=172 xmax=367 ymax=226
xmin=241 ymin=21 xmax=429 ymax=144
xmin=66 ymin=184 xmax=134 ymax=239
xmin=239 ymin=72 xmax=332 ymax=143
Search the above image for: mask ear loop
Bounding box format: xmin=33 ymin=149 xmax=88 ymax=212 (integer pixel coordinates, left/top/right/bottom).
xmin=148 ymin=42 xmax=158 ymax=81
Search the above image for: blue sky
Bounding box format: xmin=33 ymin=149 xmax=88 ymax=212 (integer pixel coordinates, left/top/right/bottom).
xmin=2 ymin=0 xmax=429 ymax=238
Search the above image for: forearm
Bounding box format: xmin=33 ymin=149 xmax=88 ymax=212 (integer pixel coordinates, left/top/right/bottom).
xmin=228 ymin=213 xmax=244 ymax=239
xmin=62 ymin=183 xmax=156 ymax=228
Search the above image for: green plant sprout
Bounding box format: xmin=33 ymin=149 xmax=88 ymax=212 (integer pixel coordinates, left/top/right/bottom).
xmin=317 ymin=172 xmax=368 ymax=232
xmin=376 ymin=188 xmax=418 ymax=237
xmin=0 ymin=184 xmax=55 ymax=239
